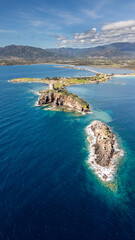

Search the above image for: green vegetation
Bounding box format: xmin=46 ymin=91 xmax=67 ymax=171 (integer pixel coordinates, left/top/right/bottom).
xmin=11 ymin=74 xmax=111 ymax=113
xmin=11 ymin=78 xmax=45 ymax=82
xmin=105 ymin=128 xmax=110 ymax=137
xmin=53 ymin=75 xmax=108 ymax=89
xmin=2 ymin=43 xmax=135 ymax=70
xmin=39 ymin=89 xmax=88 ymax=108
xmin=60 ymin=58 xmax=135 ymax=70
xmin=60 ymin=89 xmax=88 ymax=107
xmin=3 ymin=57 xmax=135 ymax=71
xmin=11 ymin=74 xmax=109 ymax=88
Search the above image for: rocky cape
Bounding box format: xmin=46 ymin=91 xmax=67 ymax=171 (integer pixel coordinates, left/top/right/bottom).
xmin=11 ymin=75 xmax=107 ymax=113
xmin=38 ymin=89 xmax=90 ymax=113
xmin=86 ymin=120 xmax=124 ymax=182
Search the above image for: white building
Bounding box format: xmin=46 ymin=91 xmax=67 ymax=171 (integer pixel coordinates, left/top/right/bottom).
xmin=50 ymin=84 xmax=54 ymax=90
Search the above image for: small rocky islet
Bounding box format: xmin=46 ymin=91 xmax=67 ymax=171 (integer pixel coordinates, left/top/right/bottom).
xmin=86 ymin=121 xmax=124 ymax=182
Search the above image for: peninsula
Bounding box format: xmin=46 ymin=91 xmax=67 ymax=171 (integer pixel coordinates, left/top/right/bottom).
xmin=10 ymin=74 xmax=109 ymax=113
xmin=10 ymin=73 xmax=108 ymax=88
xmin=10 ymin=73 xmax=124 ymax=184
xmin=86 ymin=121 xmax=124 ymax=182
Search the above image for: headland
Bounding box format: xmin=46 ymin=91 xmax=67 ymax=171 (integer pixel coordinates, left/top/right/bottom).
xmin=38 ymin=88 xmax=90 ymax=113
xmin=10 ymin=74 xmax=109 ymax=113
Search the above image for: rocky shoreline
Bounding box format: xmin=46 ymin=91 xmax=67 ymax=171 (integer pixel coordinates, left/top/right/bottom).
xmin=38 ymin=88 xmax=90 ymax=113
xmin=10 ymin=74 xmax=109 ymax=114
xmin=10 ymin=75 xmax=124 ymax=183
xmin=86 ymin=121 xmax=124 ymax=182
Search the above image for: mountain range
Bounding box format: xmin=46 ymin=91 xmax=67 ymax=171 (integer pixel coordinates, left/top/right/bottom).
xmin=0 ymin=42 xmax=135 ymax=65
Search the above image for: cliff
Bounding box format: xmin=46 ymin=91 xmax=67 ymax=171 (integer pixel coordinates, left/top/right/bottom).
xmin=38 ymin=89 xmax=90 ymax=113
xmin=86 ymin=121 xmax=123 ymax=182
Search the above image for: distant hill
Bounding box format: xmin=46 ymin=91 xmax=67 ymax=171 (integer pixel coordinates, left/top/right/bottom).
xmin=1 ymin=42 xmax=135 ymax=64
xmin=0 ymin=45 xmax=55 ymax=59
xmin=48 ymin=42 xmax=135 ymax=58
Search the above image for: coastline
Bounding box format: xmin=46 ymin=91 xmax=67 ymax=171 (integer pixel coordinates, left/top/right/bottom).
xmin=113 ymin=73 xmax=135 ymax=77
xmin=0 ymin=61 xmax=135 ymax=71
xmin=10 ymin=66 xmax=125 ymax=185
xmin=56 ymin=64 xmax=135 ymax=76
xmin=38 ymin=88 xmax=90 ymax=114
xmin=86 ymin=121 xmax=124 ymax=183
xmin=10 ymin=74 xmax=109 ymax=114
xmin=57 ymin=65 xmax=102 ymax=74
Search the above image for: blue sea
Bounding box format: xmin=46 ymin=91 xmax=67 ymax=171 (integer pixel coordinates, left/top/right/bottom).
xmin=0 ymin=64 xmax=135 ymax=240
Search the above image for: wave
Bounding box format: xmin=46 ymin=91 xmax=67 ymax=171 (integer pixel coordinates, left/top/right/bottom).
xmin=86 ymin=121 xmax=124 ymax=183
xmin=29 ymin=90 xmax=41 ymax=96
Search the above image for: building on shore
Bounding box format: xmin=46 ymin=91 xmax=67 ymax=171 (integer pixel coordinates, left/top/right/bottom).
xmin=50 ymin=83 xmax=54 ymax=90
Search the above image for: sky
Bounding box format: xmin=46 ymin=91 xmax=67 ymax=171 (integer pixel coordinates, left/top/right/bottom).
xmin=1 ymin=0 xmax=135 ymax=48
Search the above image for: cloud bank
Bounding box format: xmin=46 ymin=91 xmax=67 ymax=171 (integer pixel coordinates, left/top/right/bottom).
xmin=56 ymin=20 xmax=135 ymax=47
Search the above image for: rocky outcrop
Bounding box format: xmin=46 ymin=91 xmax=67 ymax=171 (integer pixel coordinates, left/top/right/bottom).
xmin=86 ymin=121 xmax=124 ymax=182
xmin=38 ymin=89 xmax=90 ymax=113
xmin=91 ymin=121 xmax=116 ymax=166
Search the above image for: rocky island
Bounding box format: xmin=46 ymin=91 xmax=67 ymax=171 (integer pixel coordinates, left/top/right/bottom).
xmin=38 ymin=87 xmax=90 ymax=113
xmin=86 ymin=121 xmax=124 ymax=182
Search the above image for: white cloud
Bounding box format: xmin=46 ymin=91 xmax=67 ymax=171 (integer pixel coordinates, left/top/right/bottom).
xmin=56 ymin=36 xmax=67 ymax=41
xmin=102 ymin=20 xmax=135 ymax=31
xmin=51 ymin=35 xmax=67 ymax=41
xmin=57 ymin=20 xmax=135 ymax=48
xmin=74 ymin=28 xmax=98 ymax=40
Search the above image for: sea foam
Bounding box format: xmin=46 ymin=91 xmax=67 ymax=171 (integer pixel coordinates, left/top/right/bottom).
xmin=86 ymin=121 xmax=124 ymax=182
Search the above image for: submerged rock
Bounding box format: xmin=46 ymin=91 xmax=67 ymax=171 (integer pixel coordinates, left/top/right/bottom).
xmin=38 ymin=89 xmax=90 ymax=113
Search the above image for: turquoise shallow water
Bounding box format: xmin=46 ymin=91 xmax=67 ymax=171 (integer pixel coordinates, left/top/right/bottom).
xmin=0 ymin=65 xmax=135 ymax=239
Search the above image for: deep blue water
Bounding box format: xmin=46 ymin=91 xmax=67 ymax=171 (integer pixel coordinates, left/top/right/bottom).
xmin=0 ymin=64 xmax=135 ymax=240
